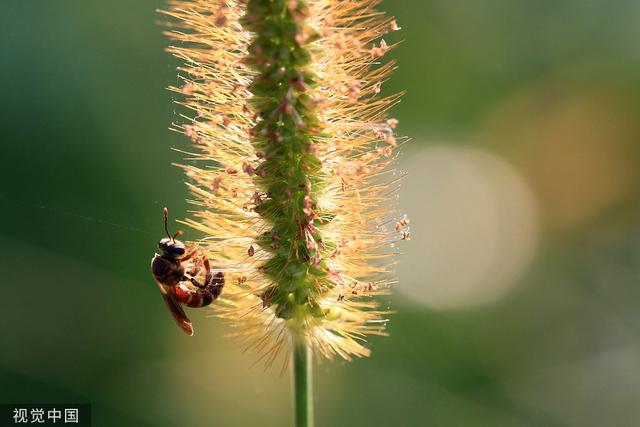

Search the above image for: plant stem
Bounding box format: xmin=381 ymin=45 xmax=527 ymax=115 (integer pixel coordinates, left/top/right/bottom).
xmin=293 ymin=337 xmax=313 ymax=427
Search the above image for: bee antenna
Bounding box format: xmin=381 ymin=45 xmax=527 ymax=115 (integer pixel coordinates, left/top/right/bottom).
xmin=163 ymin=207 xmax=171 ymax=239
xmin=173 ymin=230 xmax=184 ymax=241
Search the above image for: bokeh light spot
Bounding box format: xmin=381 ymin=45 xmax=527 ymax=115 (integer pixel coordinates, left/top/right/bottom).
xmin=398 ymin=146 xmax=539 ymax=309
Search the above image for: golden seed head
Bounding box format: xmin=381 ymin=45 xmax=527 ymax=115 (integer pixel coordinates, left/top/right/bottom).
xmin=161 ymin=0 xmax=408 ymax=365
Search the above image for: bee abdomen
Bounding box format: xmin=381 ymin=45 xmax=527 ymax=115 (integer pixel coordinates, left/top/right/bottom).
xmin=176 ymin=272 xmax=225 ymax=308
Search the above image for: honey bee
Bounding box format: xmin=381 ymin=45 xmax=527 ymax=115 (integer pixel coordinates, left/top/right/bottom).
xmin=151 ymin=208 xmax=224 ymax=335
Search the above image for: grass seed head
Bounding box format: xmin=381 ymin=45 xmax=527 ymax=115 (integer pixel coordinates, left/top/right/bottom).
xmin=161 ymin=0 xmax=409 ymax=365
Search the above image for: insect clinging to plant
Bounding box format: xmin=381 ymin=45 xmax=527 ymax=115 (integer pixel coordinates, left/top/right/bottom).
xmin=150 ymin=208 xmax=224 ymax=336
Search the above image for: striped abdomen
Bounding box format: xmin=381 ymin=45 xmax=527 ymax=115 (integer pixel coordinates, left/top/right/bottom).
xmin=175 ymin=272 xmax=224 ymax=308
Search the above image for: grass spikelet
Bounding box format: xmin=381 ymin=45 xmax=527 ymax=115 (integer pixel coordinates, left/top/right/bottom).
xmin=160 ymin=0 xmax=408 ymax=365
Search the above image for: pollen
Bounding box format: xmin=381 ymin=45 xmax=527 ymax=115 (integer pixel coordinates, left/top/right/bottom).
xmin=161 ymin=0 xmax=408 ymax=364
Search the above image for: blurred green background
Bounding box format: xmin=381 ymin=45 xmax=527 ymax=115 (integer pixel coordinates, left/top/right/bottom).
xmin=2 ymin=0 xmax=640 ymax=426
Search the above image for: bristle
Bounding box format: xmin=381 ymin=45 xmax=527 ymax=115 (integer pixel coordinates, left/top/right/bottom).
xmin=162 ymin=0 xmax=408 ymax=363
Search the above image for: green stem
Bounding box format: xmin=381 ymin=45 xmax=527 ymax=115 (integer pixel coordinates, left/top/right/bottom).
xmin=293 ymin=337 xmax=313 ymax=427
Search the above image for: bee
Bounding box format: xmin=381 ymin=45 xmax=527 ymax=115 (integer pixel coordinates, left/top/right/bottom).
xmin=151 ymin=208 xmax=224 ymax=335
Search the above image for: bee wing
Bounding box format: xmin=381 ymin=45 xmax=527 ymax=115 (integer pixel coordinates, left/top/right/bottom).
xmin=156 ymin=282 xmax=194 ymax=336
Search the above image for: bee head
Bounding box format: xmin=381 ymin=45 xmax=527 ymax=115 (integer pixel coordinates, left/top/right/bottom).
xmin=159 ymin=237 xmax=186 ymax=257
xmin=159 ymin=207 xmax=186 ymax=257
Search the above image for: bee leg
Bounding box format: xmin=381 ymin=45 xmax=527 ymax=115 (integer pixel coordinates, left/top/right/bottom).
xmin=182 ymin=246 xmax=207 ymax=276
xmin=207 ymin=272 xmax=225 ymax=300
xmin=179 ymin=253 xmax=225 ymax=308
xmin=182 ymin=256 xmax=220 ymax=291
xmin=201 ymin=253 xmax=224 ymax=300
xmin=179 ymin=250 xmax=211 ymax=288
xmin=201 ymin=253 xmax=213 ymax=286
xmin=182 ymin=251 xmax=215 ymax=288
xmin=177 ymin=279 xmax=223 ymax=308
xmin=186 ymin=259 xmax=201 ymax=277
xmin=184 ymin=276 xmax=206 ymax=289
xmin=178 ymin=246 xmax=201 ymax=263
